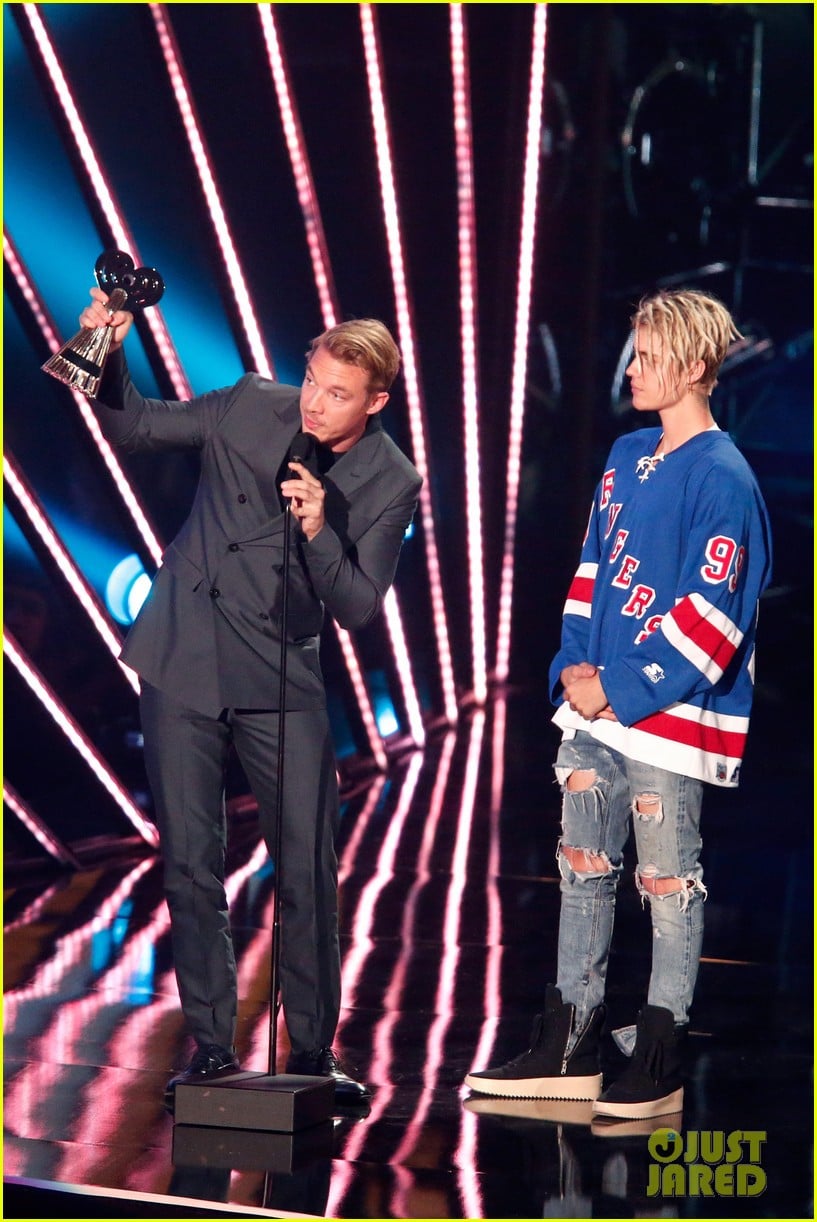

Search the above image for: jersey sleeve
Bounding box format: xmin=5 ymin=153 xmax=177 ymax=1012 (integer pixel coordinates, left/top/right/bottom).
xmin=600 ymin=462 xmax=772 ymax=726
xmin=548 ymin=494 xmax=601 ymax=702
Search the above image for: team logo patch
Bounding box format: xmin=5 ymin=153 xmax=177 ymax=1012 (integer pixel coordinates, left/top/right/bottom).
xmin=642 ymin=662 xmax=665 ymax=684
xmin=716 ymin=763 xmax=728 ymax=781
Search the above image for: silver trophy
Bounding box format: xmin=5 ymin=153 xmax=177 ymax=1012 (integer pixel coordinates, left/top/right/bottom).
xmin=42 ymin=250 xmax=164 ymax=397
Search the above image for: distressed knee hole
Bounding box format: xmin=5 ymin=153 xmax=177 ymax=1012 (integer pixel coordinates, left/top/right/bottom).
xmin=637 ymin=864 xmax=708 ymax=910
xmin=561 ymin=843 xmax=612 ymax=875
xmin=633 ymin=791 xmax=663 ymax=822
xmin=566 ymin=769 xmax=597 ymax=793
xmin=638 ymin=865 xmax=684 ymax=896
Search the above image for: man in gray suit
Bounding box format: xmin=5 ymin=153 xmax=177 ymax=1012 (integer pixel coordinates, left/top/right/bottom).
xmin=81 ymin=289 xmax=421 ymax=1106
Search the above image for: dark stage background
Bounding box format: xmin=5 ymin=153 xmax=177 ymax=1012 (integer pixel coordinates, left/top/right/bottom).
xmin=3 ymin=4 xmax=813 ymax=1218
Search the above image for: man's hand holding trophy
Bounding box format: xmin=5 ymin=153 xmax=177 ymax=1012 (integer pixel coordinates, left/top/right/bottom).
xmin=42 ymin=250 xmax=164 ymax=397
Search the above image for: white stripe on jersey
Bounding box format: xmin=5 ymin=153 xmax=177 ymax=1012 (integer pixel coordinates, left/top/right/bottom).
xmin=660 ymin=593 xmax=742 ymax=684
xmin=564 ymin=599 xmax=592 ymax=619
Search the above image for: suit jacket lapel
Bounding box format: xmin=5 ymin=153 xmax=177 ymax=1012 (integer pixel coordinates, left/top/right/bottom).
xmin=326 ymin=423 xmax=382 ymax=495
xmin=320 ymin=427 xmax=386 ymax=545
xmin=243 ymin=395 xmax=300 ymax=537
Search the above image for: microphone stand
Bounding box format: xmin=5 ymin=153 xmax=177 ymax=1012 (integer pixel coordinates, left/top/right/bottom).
xmin=268 ymin=496 xmax=293 ymax=1077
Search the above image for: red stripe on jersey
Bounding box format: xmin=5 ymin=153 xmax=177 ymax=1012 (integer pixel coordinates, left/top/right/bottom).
xmin=567 ymin=574 xmax=595 ymax=606
xmin=635 ymin=710 xmax=746 ymax=757
xmin=669 ymin=597 xmax=738 ymax=670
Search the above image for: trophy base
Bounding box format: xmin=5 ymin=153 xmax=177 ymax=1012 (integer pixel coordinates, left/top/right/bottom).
xmin=42 ymin=350 xmax=104 ymax=397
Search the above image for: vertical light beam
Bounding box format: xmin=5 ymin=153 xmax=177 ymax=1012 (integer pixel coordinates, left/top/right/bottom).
xmin=494 ymin=3 xmax=548 ymax=684
xmin=450 ymin=4 xmax=487 ymax=705
xmin=359 ymin=2 xmax=458 ymax=725
xmin=149 ymin=3 xmax=275 ymax=379
xmin=256 ymin=3 xmax=338 ymax=333
xmin=382 ymin=589 xmax=425 ymax=746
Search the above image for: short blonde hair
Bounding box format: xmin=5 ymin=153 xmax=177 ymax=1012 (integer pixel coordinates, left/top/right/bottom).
xmin=632 ymin=289 xmax=741 ymax=393
xmin=307 ymin=319 xmax=401 ymax=394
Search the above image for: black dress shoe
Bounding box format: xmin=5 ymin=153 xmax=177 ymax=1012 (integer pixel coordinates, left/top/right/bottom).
xmin=286 ymin=1046 xmax=371 ymax=1104
xmin=165 ymin=1043 xmax=240 ymax=1097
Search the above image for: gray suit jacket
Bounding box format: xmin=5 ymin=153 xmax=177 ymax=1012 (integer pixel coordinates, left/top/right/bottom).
xmin=93 ymin=351 xmax=422 ymax=714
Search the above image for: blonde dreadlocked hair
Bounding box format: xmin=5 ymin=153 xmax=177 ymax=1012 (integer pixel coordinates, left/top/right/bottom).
xmin=632 ymin=289 xmax=741 ymax=394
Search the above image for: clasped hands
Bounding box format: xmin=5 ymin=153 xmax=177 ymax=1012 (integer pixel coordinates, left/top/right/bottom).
xmin=560 ymin=662 xmax=618 ymax=722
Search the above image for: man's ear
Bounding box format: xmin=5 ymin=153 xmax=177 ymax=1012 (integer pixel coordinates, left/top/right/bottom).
xmin=366 ymin=391 xmax=389 ymax=416
xmin=687 ymin=358 xmax=706 ymax=387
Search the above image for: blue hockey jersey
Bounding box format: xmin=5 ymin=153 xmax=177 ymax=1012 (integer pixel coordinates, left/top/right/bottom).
xmin=550 ymin=426 xmax=773 ymax=786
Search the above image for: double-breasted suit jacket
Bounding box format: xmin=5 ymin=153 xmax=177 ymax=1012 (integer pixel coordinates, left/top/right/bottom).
xmin=93 ymin=350 xmax=422 ymax=713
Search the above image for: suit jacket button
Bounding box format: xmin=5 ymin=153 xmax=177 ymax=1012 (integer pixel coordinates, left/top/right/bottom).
xmin=210 ymin=587 xmax=221 ymax=598
xmin=228 ymin=543 xmax=240 ymax=552
xmin=259 ymin=612 xmax=270 ymax=620
xmin=237 ymin=493 xmax=248 ymax=503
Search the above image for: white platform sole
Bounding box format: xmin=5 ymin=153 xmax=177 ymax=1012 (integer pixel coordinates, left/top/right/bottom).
xmin=463 ymin=1071 xmax=602 ymax=1101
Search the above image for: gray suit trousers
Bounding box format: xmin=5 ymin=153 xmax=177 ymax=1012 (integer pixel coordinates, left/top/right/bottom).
xmin=140 ymin=683 xmax=341 ymax=1057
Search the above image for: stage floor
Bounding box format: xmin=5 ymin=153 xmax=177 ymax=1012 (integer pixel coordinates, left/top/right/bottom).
xmin=3 ymin=688 xmax=812 ymax=1219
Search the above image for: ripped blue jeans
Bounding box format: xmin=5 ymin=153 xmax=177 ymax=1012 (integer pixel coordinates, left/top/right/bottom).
xmin=554 ymin=731 xmax=707 ymax=1033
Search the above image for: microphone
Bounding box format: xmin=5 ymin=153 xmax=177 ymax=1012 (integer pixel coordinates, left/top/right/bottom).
xmin=282 ymin=431 xmax=320 ymax=513
xmin=287 ymin=430 xmax=319 ymax=478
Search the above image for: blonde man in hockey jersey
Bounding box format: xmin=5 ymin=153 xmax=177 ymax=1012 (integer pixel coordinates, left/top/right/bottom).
xmin=466 ymin=289 xmax=772 ymax=1121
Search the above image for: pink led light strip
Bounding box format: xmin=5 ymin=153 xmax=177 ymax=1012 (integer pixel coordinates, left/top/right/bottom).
xmin=3 ymin=781 xmax=80 ymax=868
xmin=256 ymin=4 xmax=337 ymax=332
xmin=495 ymin=3 xmax=548 ymax=684
xmin=4 ymin=452 xmax=140 ymax=694
xmin=20 ymin=5 xmax=190 ymax=401
xmin=456 ymin=696 xmax=509 ymax=1219
xmin=360 ymin=3 xmax=458 ymax=725
xmin=149 ymin=3 xmax=274 ymax=380
xmin=257 ymin=3 xmax=424 ymax=752
xmin=450 ymin=5 xmax=487 ymax=706
xmin=4 ymin=631 xmax=159 ymax=848
xmin=381 ymin=590 xmax=425 ymax=745
xmin=3 ymin=229 xmax=164 ymax=568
